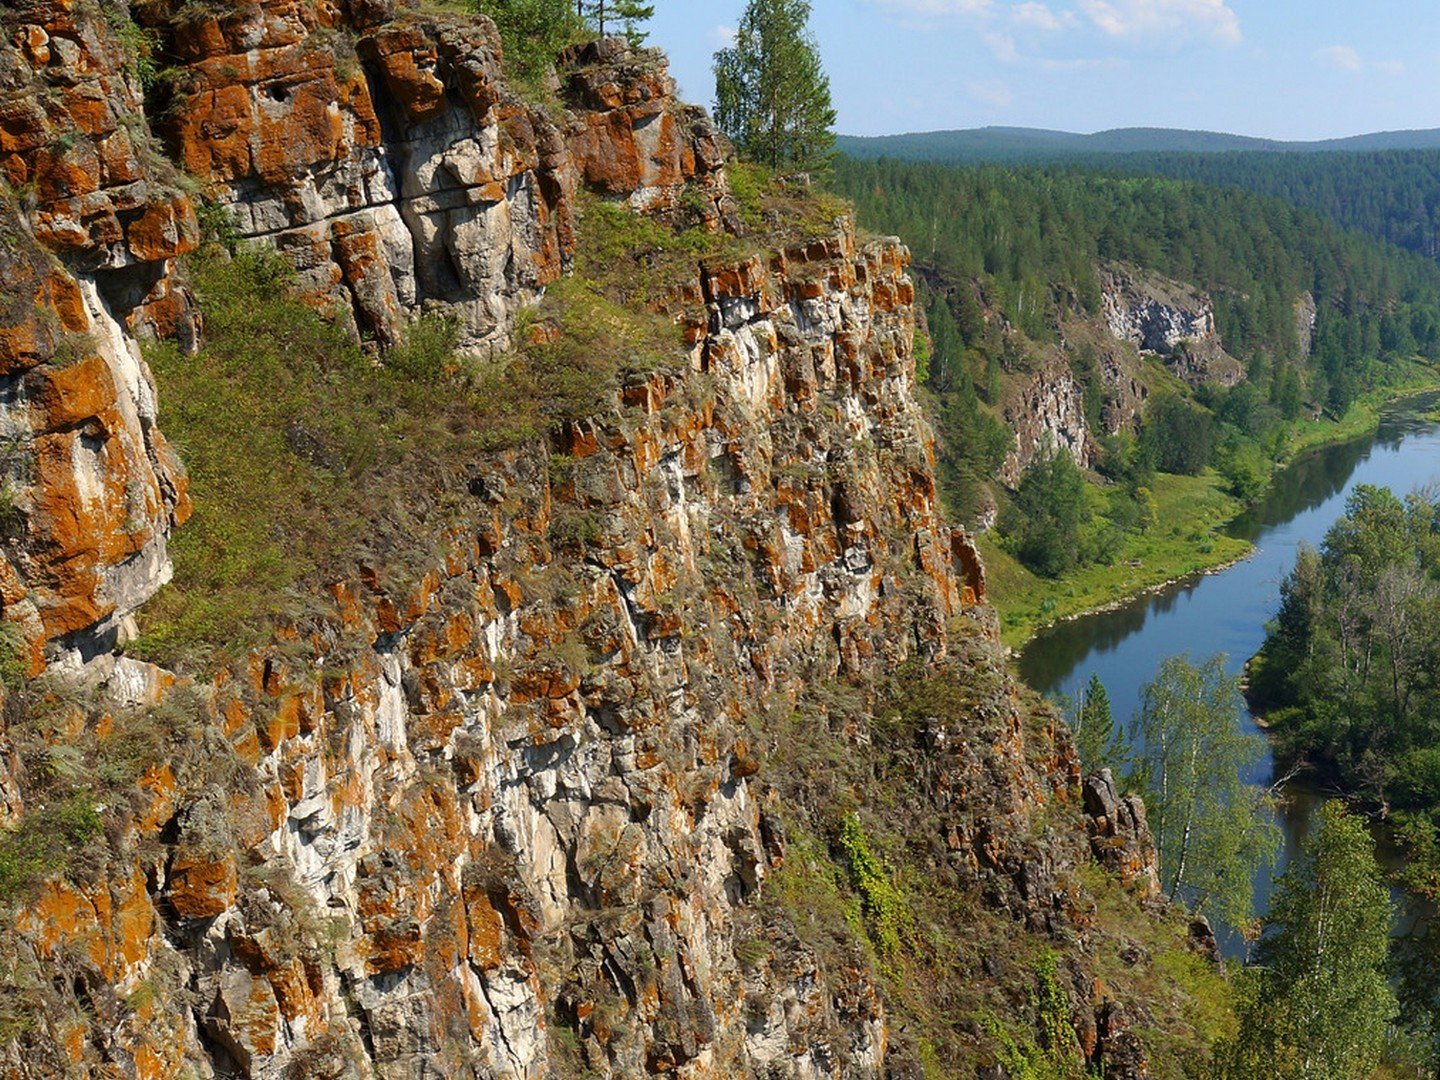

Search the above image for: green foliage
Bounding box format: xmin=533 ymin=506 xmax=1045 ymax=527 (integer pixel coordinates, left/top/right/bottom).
xmin=1131 ymin=654 xmax=1278 ymax=932
xmin=0 ymin=624 xmax=25 ymax=695
xmin=834 ymin=157 xmax=1440 ymax=376
xmin=1004 ymin=445 xmax=1090 ymax=577
xmin=580 ymin=0 xmax=652 ymax=43
xmin=1142 ymin=394 xmax=1217 ymax=476
xmin=1066 ymin=673 xmax=1130 ymax=774
xmin=0 ymin=796 xmax=101 ymax=903
xmin=472 ymin=0 xmax=586 ymax=87
xmin=107 ymin=11 xmax=161 ymax=90
xmin=977 ymin=958 xmax=1079 ymax=1080
xmin=912 ymin=326 xmax=932 ymax=384
xmin=1255 ymin=484 xmax=1440 ymax=801
xmin=836 ymin=812 xmax=908 ymax=956
xmin=1216 ymin=436 xmax=1271 ymax=500
xmin=1099 ymin=150 xmax=1440 ymax=271
xmin=1219 ymin=803 xmax=1396 ymax=1080
xmin=132 ymin=245 xmax=527 ymax=666
xmin=713 ymin=0 xmax=836 ymax=171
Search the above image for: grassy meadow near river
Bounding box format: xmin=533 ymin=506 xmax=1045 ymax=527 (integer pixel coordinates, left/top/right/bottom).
xmin=985 ymin=371 xmax=1440 ymax=649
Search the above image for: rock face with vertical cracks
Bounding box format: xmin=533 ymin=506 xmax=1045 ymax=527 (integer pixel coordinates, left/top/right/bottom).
xmin=0 ymin=207 xmax=981 ymax=1079
xmin=0 ymin=0 xmax=202 ymax=666
xmin=0 ymin=3 xmax=1178 ymax=1077
xmin=142 ymin=0 xmax=729 ymax=352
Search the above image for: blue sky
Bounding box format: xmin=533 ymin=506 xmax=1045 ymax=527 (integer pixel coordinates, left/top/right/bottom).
xmin=645 ymin=1 xmax=1440 ymax=139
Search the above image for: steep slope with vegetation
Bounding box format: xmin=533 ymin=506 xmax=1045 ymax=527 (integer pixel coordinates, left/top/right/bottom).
xmin=831 ymin=156 xmax=1440 ymax=640
xmin=0 ymin=0 xmax=1236 ymax=1077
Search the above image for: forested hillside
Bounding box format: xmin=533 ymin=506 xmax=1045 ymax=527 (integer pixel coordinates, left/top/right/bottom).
xmin=1095 ymin=150 xmax=1440 ymax=262
xmin=831 ymin=157 xmax=1440 ymax=634
xmin=840 ymin=137 xmax=1440 ymax=268
xmin=837 ymin=127 xmax=1440 ymax=164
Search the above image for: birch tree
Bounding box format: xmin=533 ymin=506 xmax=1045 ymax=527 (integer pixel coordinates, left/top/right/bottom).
xmin=1221 ymin=802 xmax=1396 ymax=1079
xmin=712 ymin=0 xmax=835 ymax=171
xmin=1131 ymin=654 xmax=1278 ymax=932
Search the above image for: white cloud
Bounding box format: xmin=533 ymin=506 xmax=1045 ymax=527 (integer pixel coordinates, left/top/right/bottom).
xmin=1078 ymin=0 xmax=1241 ymax=44
xmin=710 ymin=24 xmax=737 ymax=47
xmin=1314 ymin=45 xmax=1362 ymax=72
xmin=967 ymin=79 xmax=1015 ymax=107
xmin=983 ymin=31 xmax=1021 ymax=62
xmin=1012 ymin=2 xmax=1075 ymax=31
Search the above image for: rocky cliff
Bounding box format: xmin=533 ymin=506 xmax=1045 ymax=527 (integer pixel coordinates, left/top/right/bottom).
xmin=0 ymin=3 xmax=1222 ymax=1077
xmin=1099 ymin=263 xmax=1243 ymax=389
xmin=998 ymin=355 xmax=1091 ymax=487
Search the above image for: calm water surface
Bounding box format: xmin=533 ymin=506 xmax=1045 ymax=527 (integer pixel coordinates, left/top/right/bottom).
xmin=1016 ymin=394 xmax=1440 ymax=951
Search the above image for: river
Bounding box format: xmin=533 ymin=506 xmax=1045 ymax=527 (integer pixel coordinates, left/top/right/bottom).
xmin=1016 ymin=393 xmax=1440 ymax=952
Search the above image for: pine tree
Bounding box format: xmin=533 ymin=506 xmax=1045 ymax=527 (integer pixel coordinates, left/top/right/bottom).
xmin=712 ymin=0 xmax=835 ymax=171
xmin=1221 ymin=802 xmax=1396 ymax=1079
xmin=1070 ymin=673 xmax=1128 ymax=773
xmin=580 ymin=0 xmax=653 ymax=44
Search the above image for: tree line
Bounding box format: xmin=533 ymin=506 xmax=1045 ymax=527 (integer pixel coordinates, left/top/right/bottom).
xmin=1101 ymin=149 xmax=1440 ymax=264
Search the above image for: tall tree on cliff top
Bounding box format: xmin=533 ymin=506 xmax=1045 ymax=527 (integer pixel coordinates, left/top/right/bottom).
xmin=580 ymin=0 xmax=654 ymax=44
xmin=712 ymin=0 xmax=836 ymax=171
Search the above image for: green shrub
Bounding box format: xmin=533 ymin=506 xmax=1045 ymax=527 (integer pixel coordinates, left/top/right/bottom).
xmin=836 ymin=812 xmax=908 ymax=956
xmin=471 ymin=0 xmax=586 ymax=88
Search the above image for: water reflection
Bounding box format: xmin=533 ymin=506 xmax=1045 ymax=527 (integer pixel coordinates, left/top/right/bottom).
xmin=1016 ymin=392 xmax=1440 ymax=955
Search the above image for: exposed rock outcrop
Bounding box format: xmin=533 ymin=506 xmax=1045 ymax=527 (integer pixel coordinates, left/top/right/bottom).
xmin=0 ymin=0 xmax=201 ymax=667
xmin=1083 ymin=768 xmax=1160 ymax=897
xmin=139 ymin=1 xmax=727 ymax=352
xmin=1100 ymin=263 xmax=1243 ymax=388
xmin=1000 ymin=356 xmax=1090 ymax=486
xmin=0 ymin=3 xmax=1205 ymax=1077
xmin=0 ymin=192 xmax=191 ymax=671
xmin=0 ymin=203 xmax=966 ymax=1075
xmin=1294 ymin=290 xmax=1317 ymax=357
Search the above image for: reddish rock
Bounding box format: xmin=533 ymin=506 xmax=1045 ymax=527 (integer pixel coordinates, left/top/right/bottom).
xmin=169 ymin=849 xmax=239 ymax=918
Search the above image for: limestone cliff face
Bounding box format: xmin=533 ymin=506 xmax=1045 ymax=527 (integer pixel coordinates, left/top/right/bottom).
xmin=998 ymin=355 xmax=1091 ymax=487
xmin=140 ymin=0 xmax=727 ymax=352
xmin=0 ymin=3 xmax=1181 ymax=1078
xmin=0 ymin=0 xmax=195 ymax=670
xmin=0 ymin=214 xmax=980 ymax=1079
xmin=1100 ymin=263 xmax=1243 ymax=389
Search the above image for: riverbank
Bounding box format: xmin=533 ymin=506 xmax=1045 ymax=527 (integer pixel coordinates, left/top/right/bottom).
xmin=982 ymin=470 xmax=1250 ymax=649
xmin=987 ymin=374 xmax=1440 ymax=651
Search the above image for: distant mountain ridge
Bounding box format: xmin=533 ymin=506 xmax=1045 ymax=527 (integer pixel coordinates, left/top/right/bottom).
xmin=837 ymin=126 xmax=1440 ymax=163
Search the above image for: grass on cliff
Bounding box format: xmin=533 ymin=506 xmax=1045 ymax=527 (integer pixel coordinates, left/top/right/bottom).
xmin=133 ymin=240 xmax=682 ymax=669
xmin=744 ymin=628 xmax=1235 ymax=1078
xmin=134 ymin=167 xmax=844 ymax=670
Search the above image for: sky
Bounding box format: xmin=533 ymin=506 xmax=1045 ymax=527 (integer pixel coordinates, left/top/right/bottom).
xmin=644 ymin=0 xmax=1440 ymax=140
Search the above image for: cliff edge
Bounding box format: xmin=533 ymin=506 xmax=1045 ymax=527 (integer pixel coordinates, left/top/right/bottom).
xmin=0 ymin=2 xmax=1223 ymax=1076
